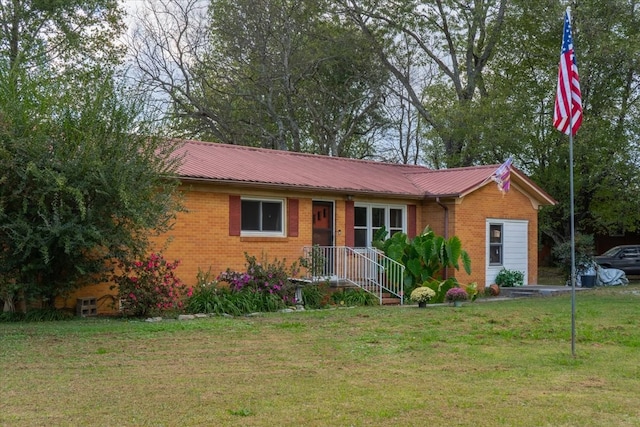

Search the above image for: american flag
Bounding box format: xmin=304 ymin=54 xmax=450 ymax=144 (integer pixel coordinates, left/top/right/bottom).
xmin=493 ymin=157 xmax=513 ymax=194
xmin=554 ymin=9 xmax=582 ymax=135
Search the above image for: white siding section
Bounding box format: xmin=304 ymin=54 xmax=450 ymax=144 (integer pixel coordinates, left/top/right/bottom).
xmin=485 ymin=219 xmax=529 ymax=286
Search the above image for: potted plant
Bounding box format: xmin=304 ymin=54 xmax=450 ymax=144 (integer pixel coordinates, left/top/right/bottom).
xmin=410 ymin=286 xmax=436 ymax=308
xmin=487 ymin=284 xmax=501 ymax=296
xmin=445 ymin=287 xmax=468 ymax=307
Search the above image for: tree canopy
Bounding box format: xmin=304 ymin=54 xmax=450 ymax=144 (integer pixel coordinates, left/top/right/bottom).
xmin=126 ymin=0 xmax=640 ymax=246
xmin=0 ymin=0 xmax=183 ymax=311
xmin=129 ymin=0 xmax=390 ymax=157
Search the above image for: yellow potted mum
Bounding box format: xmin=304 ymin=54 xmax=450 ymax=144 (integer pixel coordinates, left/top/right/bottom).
xmin=410 ymin=286 xmax=436 ymax=308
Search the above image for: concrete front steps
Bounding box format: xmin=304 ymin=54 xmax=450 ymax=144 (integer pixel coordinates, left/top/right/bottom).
xmin=338 ymin=281 xmax=402 ymax=305
xmin=381 ymin=293 xmax=402 ymax=305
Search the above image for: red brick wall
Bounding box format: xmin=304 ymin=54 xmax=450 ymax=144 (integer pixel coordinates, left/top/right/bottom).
xmin=160 ymin=185 xmax=314 ymax=286
xmin=444 ymin=184 xmax=540 ymax=287
xmin=58 ymin=185 xmax=316 ymax=314
xmin=159 ymin=189 xmax=423 ymax=287
xmin=57 ymin=181 xmax=541 ymax=313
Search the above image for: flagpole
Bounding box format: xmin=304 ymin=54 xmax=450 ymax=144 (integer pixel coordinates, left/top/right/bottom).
xmin=566 ymin=6 xmax=577 ymax=358
xmin=569 ymin=115 xmax=576 ymax=358
xmin=555 ymin=5 xmax=581 ymax=357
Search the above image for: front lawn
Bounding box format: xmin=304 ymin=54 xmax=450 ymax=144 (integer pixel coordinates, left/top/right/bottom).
xmin=2 ymin=285 xmax=640 ymax=426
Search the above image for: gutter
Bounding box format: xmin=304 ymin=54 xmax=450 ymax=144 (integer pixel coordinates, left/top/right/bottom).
xmin=436 ymin=197 xmax=449 ymax=240
xmin=177 ymin=176 xmax=425 ymax=200
xmin=436 ymin=197 xmax=449 ymax=279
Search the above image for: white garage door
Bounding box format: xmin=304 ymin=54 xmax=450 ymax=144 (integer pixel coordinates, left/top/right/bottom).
xmin=485 ymin=219 xmax=528 ymax=286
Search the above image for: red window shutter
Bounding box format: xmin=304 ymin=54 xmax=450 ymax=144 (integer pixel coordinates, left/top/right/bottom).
xmin=229 ymin=195 xmax=241 ymax=236
xmin=345 ymin=200 xmax=354 ymax=247
xmin=288 ymin=198 xmax=299 ymax=237
xmin=407 ymin=204 xmax=417 ymax=238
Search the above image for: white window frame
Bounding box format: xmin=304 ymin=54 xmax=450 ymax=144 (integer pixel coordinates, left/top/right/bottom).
xmin=354 ymin=203 xmax=406 ymax=247
xmin=488 ymin=223 xmax=504 ymax=266
xmin=240 ymin=197 xmax=285 ymax=237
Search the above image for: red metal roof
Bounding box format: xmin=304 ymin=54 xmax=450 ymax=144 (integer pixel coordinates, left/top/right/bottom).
xmin=404 ymin=166 xmax=498 ymax=197
xmin=173 ymin=140 xmax=555 ymax=204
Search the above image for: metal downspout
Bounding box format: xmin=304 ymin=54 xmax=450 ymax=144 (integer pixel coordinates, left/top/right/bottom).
xmin=436 ymin=197 xmax=449 ymax=279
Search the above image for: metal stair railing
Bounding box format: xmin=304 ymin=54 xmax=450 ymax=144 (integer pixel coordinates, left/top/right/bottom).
xmin=302 ymin=246 xmax=405 ymax=305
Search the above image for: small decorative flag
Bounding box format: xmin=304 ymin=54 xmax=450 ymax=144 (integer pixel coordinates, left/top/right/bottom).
xmin=492 ymin=157 xmax=513 ymax=194
xmin=553 ymin=8 xmax=582 ymax=136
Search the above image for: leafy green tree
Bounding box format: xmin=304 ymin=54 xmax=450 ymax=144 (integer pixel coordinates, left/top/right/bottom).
xmin=349 ymin=0 xmax=640 ymax=244
xmin=0 ymin=0 xmax=125 ymax=86
xmin=129 ymin=0 xmax=389 ymax=157
xmin=0 ymin=0 xmax=182 ymax=312
xmin=483 ymin=0 xmax=640 ymax=244
xmin=340 ymin=0 xmax=508 ymax=166
xmin=0 ymin=72 xmax=183 ymax=311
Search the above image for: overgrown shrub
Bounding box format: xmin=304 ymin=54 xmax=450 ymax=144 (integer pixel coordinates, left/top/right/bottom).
xmin=494 ymin=268 xmax=525 ymax=287
xmin=186 ymin=269 xmax=238 ymax=315
xmin=217 ymin=253 xmax=298 ymax=304
xmin=552 ymin=234 xmax=595 ymax=279
xmin=186 ymin=282 xmax=287 ymax=315
xmin=187 ymin=255 xmax=379 ymax=315
xmin=24 ymin=308 xmax=75 ymax=321
xmin=185 ymin=283 xmax=229 ymax=315
xmin=301 ymin=282 xmax=329 ymax=309
xmin=112 ymin=253 xmax=191 ymax=317
xmin=0 ymin=311 xmax=24 ymax=322
xmin=186 ymin=254 xmax=301 ymax=315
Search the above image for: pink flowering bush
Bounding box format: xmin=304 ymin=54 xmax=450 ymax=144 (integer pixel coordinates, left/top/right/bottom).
xmin=217 ymin=253 xmax=297 ymax=305
xmin=112 ymin=253 xmax=192 ymax=317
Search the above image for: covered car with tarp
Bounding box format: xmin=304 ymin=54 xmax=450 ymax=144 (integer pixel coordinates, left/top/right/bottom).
xmin=573 ymin=262 xmax=628 ymax=287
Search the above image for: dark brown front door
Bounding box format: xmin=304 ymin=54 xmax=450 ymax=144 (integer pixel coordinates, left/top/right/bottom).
xmin=312 ymin=201 xmax=333 ymax=246
xmin=312 ymin=201 xmax=334 ymax=276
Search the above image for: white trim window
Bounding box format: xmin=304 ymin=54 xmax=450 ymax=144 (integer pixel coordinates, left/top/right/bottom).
xmin=354 ymin=204 xmax=405 ymax=247
xmin=241 ymin=197 xmax=284 ymax=236
xmin=489 ymin=223 xmax=503 ymax=265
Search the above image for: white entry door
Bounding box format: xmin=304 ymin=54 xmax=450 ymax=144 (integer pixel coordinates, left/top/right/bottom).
xmin=485 ymin=219 xmax=529 ymax=286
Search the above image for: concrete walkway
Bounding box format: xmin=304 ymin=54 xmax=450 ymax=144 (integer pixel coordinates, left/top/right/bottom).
xmin=498 ymin=285 xmax=592 ymax=298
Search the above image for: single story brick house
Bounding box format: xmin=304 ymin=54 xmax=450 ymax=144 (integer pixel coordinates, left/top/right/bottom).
xmin=64 ymin=140 xmax=556 ymax=313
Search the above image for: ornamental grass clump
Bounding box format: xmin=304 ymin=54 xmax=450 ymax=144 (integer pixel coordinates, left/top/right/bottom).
xmin=445 ymin=286 xmax=468 ymax=302
xmin=410 ymin=286 xmax=436 ymax=304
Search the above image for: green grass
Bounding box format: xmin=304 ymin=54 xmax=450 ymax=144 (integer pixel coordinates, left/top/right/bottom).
xmin=2 ymin=285 xmax=640 ymax=426
xmin=538 ymin=266 xmax=567 ymax=285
